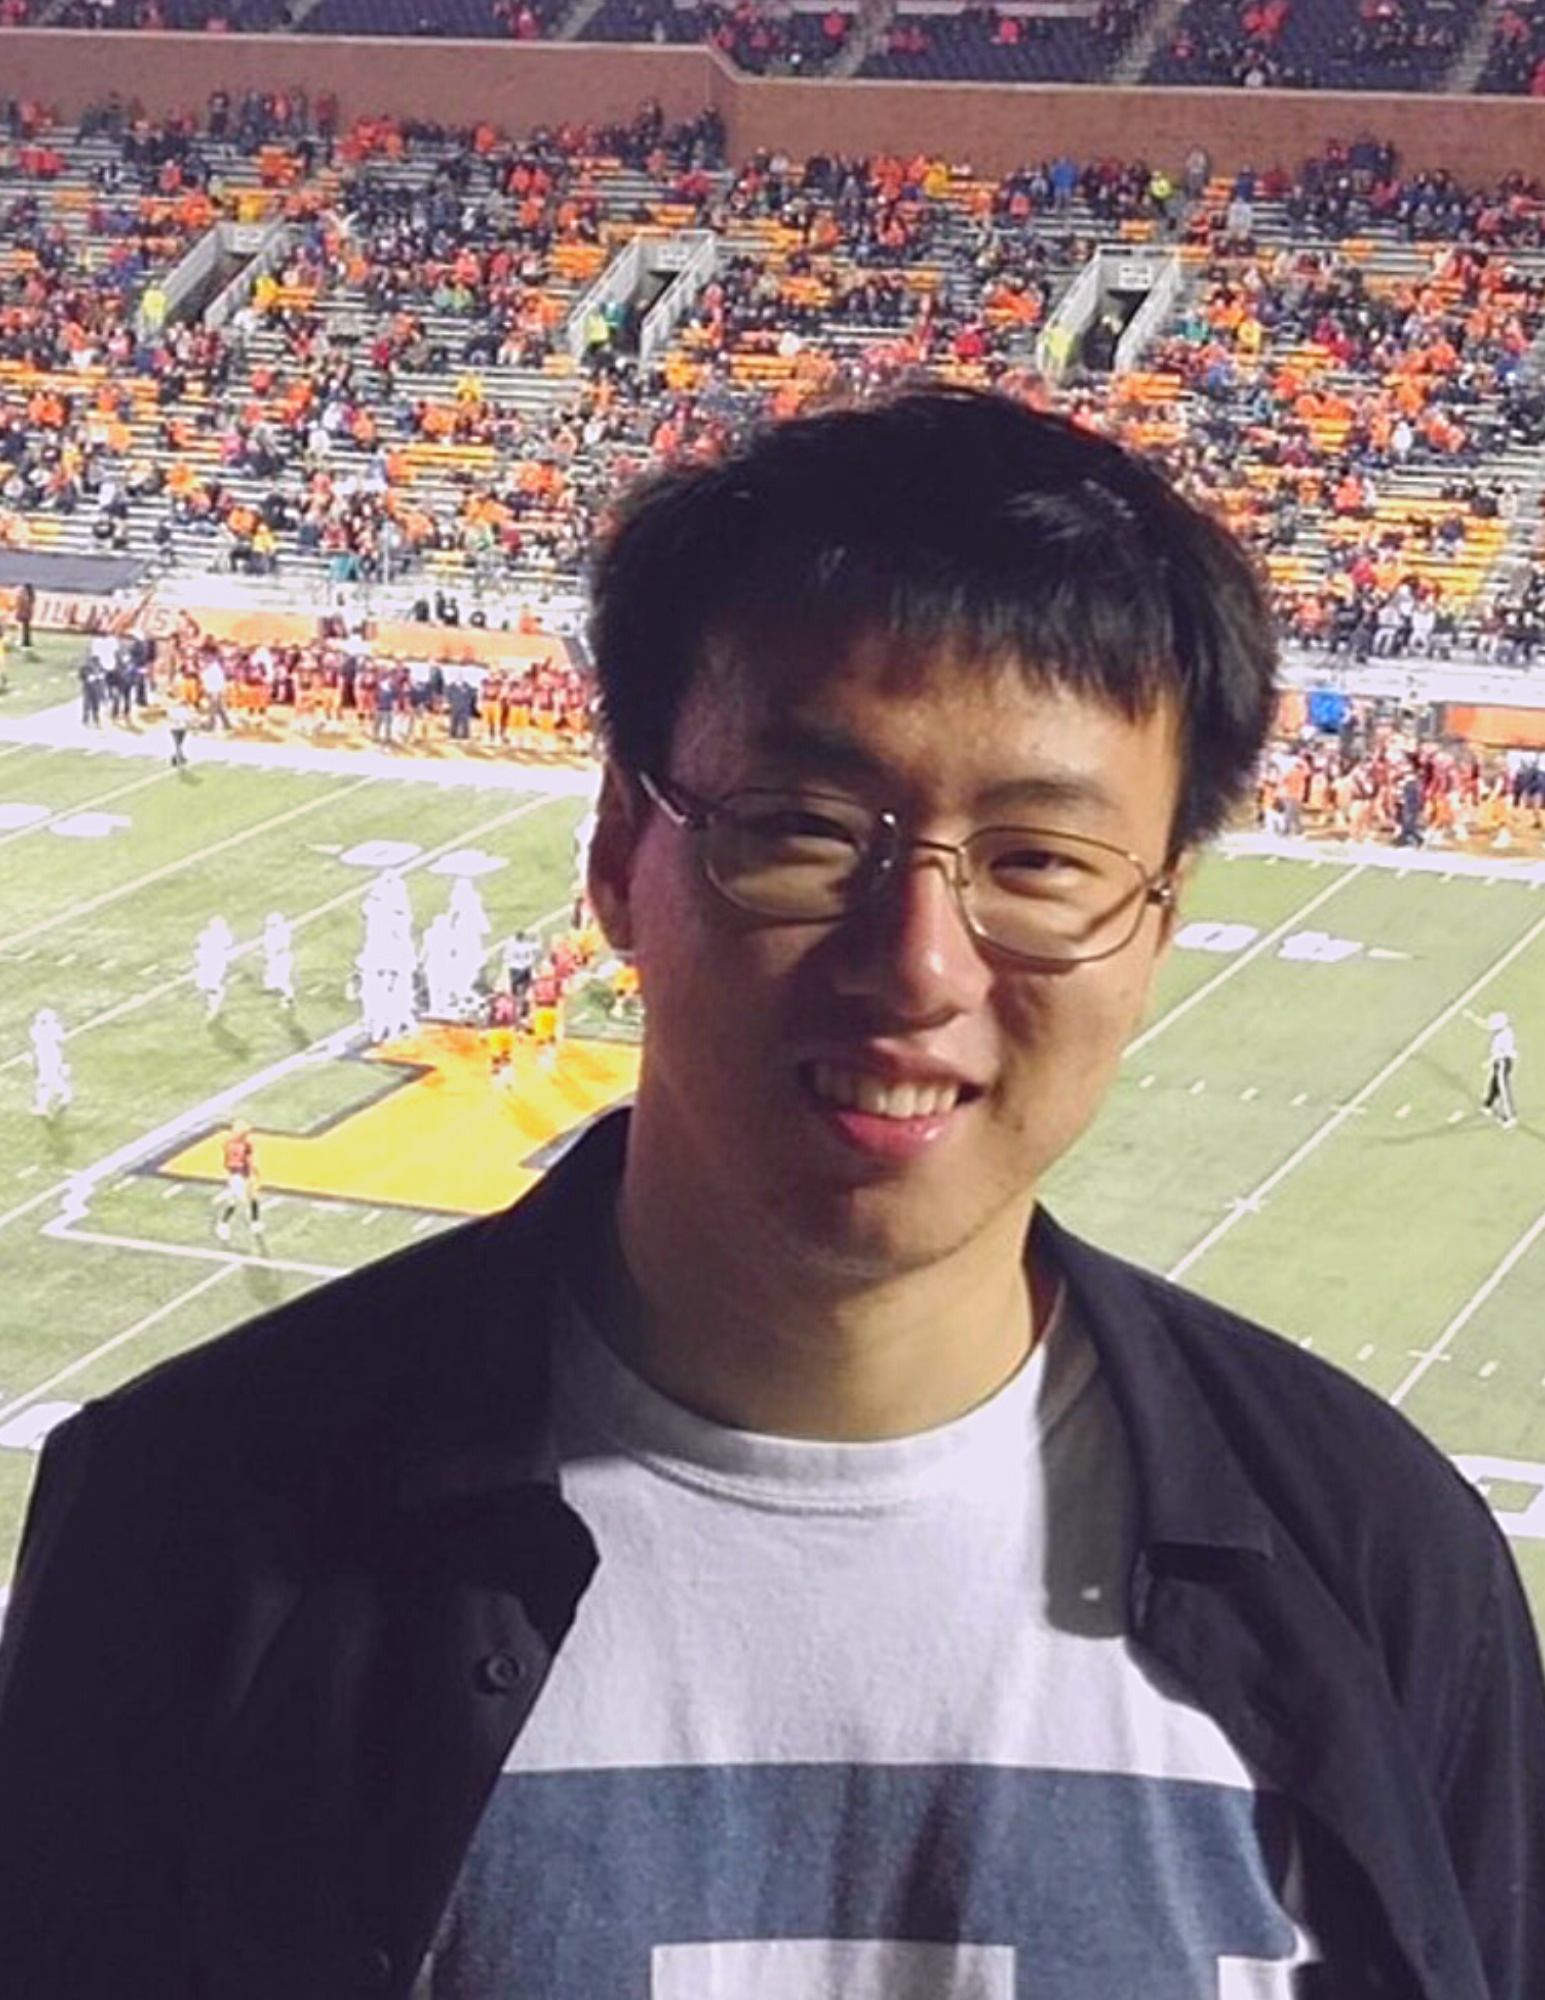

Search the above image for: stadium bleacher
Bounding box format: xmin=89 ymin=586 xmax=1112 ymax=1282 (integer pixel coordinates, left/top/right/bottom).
xmin=1145 ymin=0 xmax=1482 ymax=90
xmin=17 ymin=0 xmax=1539 ymax=91
xmin=1476 ymin=0 xmax=1545 ymax=93
xmin=299 ymin=0 xmax=568 ymax=37
xmin=858 ymin=0 xmax=1146 ymax=82
xmin=3 ymin=70 xmax=1545 ymax=674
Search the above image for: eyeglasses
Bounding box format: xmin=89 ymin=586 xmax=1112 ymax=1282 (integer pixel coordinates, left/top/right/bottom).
xmin=637 ymin=770 xmax=1176 ymax=967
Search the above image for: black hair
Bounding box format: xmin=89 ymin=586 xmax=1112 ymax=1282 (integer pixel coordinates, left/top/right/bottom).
xmin=587 ymin=384 xmax=1279 ymax=851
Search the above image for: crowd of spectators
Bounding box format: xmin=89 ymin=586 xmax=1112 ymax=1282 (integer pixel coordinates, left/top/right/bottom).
xmin=6 ymin=102 xmax=1545 ymax=678
xmin=17 ymin=0 xmax=1541 ymax=100
xmin=51 ymin=0 xmax=287 ymax=29
xmin=583 ymin=0 xmax=852 ymax=71
xmin=861 ymin=0 xmax=1143 ymax=82
xmin=1149 ymin=0 xmax=1474 ymax=91
xmin=1478 ymin=0 xmax=1545 ymax=94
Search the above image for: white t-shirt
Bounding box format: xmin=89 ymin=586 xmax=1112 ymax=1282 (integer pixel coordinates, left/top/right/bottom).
xmin=428 ymin=1291 xmax=1318 ymax=1998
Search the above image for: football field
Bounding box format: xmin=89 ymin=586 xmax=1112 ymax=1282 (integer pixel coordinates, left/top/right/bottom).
xmin=2 ymin=677 xmax=1544 ymax=1631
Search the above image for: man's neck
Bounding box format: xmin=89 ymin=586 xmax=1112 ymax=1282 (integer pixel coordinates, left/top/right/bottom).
xmin=571 ymin=1178 xmax=1046 ymax=1443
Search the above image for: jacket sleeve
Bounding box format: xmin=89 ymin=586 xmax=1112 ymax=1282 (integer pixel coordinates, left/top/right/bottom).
xmin=1432 ymin=1519 xmax=1545 ymax=2000
xmin=0 ymin=1406 xmax=198 ymax=1996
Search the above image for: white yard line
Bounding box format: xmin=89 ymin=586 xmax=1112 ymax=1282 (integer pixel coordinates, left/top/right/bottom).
xmin=1389 ymin=1203 xmax=1545 ymax=1408
xmin=1127 ymin=865 xmax=1367 ymax=1056
xmin=1166 ymin=901 xmax=1545 ymax=1285
xmin=0 ymin=1263 xmax=235 ymax=1428
xmin=0 ymin=776 xmax=378 ymax=953
xmin=41 ymin=1217 xmax=348 ymax=1285
xmin=0 ymin=793 xmax=568 ymax=1074
xmin=0 ymin=764 xmax=174 ymax=851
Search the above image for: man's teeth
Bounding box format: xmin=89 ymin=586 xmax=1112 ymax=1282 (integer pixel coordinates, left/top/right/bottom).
xmin=809 ymin=1062 xmax=962 ymax=1120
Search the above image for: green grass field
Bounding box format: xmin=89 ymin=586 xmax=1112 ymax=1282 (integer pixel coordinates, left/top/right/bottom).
xmin=2 ymin=665 xmax=1544 ymax=1631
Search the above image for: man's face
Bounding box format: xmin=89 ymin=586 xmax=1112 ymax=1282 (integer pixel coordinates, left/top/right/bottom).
xmin=591 ymin=633 xmax=1187 ymax=1291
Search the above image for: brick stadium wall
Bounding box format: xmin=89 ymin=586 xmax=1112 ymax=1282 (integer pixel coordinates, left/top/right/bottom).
xmin=3 ymin=29 xmax=1545 ymax=178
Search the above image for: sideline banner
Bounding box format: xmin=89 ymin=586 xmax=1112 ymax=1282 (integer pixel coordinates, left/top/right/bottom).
xmin=185 ymin=606 xmax=574 ymax=671
xmin=0 ymin=586 xmax=576 ymax=672
xmin=0 ymin=584 xmax=172 ymax=638
xmin=1442 ymin=704 xmax=1545 ymax=749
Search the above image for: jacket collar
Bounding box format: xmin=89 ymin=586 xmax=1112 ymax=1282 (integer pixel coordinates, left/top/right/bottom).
xmin=395 ymin=1109 xmax=1273 ymax=1561
xmin=391 ymin=1110 xmax=632 ymax=1511
xmin=1038 ymin=1212 xmax=1276 ymax=1559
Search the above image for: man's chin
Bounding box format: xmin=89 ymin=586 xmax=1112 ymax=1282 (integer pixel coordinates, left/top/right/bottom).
xmin=766 ymin=1182 xmax=990 ymax=1288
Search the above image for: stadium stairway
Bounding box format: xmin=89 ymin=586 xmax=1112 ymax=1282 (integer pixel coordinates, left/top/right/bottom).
xmin=1444 ymin=0 xmax=1508 ymax=92
xmin=1110 ymin=0 xmax=1191 ymax=85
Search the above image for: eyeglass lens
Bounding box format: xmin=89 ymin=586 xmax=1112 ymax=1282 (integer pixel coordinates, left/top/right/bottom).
xmin=703 ymin=792 xmax=1151 ymax=962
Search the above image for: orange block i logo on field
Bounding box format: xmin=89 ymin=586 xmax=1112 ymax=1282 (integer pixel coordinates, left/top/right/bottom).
xmin=158 ymin=1028 xmax=640 ymax=1216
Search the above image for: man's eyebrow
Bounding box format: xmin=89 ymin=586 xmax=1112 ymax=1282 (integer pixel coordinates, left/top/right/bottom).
xmin=748 ymin=719 xmax=1125 ymax=817
xmin=974 ymin=771 xmax=1126 ymax=818
xmin=748 ymin=717 xmax=888 ymax=775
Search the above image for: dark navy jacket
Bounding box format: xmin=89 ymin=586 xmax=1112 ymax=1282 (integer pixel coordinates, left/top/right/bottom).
xmin=0 ymin=1111 xmax=1540 ymax=1999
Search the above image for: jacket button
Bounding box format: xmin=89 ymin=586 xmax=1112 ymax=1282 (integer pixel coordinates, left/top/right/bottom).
xmin=360 ymin=1943 xmax=394 ymax=1989
xmin=476 ymin=1650 xmax=526 ymax=1693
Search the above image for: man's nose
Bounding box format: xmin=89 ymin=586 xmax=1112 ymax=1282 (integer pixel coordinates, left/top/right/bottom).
xmin=829 ymin=849 xmax=993 ymax=1018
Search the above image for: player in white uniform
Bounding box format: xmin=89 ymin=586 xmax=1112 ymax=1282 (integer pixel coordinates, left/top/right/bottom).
xmin=377 ymin=962 xmax=417 ymax=1042
xmin=261 ymin=913 xmax=295 ymax=1010
xmin=193 ymin=916 xmax=234 ymax=1020
xmin=420 ymin=912 xmax=460 ymax=1020
xmin=365 ymin=867 xmax=414 ymax=936
xmin=355 ymin=869 xmax=418 ymax=1040
xmin=447 ymin=878 xmax=491 ymax=999
xmin=29 ymin=1008 xmax=71 ymax=1117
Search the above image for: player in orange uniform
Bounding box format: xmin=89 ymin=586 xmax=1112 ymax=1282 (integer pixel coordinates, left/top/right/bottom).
xmin=608 ymin=957 xmax=641 ymax=1022
xmin=481 ymin=670 xmax=505 ymax=745
xmin=213 ymin=1120 xmax=265 ymax=1247
xmin=485 ymin=987 xmax=517 ymax=1080
xmin=526 ymin=960 xmax=563 ymax=1070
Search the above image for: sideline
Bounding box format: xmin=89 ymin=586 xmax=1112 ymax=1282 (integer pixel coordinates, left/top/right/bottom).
xmin=0 ymin=700 xmax=599 ymax=799
xmin=1219 ymin=826 xmax=1545 ymax=884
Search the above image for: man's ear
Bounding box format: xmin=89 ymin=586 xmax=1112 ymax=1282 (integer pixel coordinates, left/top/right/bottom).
xmin=587 ymin=760 xmax=646 ymax=955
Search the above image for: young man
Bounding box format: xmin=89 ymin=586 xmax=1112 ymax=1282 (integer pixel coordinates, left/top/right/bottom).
xmin=0 ymin=390 xmax=1540 ymax=2000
